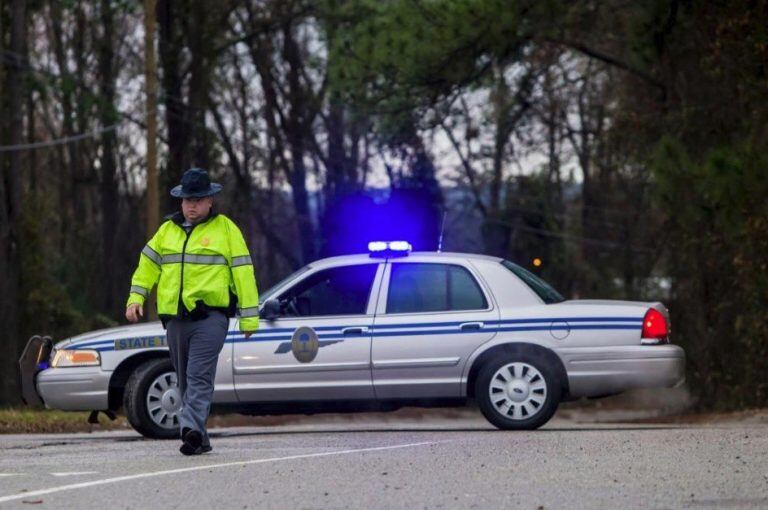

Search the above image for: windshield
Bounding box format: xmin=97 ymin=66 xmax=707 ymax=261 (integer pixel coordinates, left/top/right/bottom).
xmin=258 ymin=266 xmax=311 ymax=304
xmin=501 ymin=260 xmax=565 ymax=304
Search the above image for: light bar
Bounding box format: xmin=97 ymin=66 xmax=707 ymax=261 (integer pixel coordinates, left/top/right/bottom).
xmin=387 ymin=241 xmax=411 ymax=252
xmin=368 ymin=241 xmax=388 ymax=252
xmin=368 ymin=240 xmax=412 ymax=257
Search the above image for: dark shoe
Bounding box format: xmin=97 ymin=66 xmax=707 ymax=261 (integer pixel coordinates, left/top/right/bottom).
xmin=201 ymin=444 xmax=212 ymax=454
xmin=179 ymin=429 xmax=203 ymax=456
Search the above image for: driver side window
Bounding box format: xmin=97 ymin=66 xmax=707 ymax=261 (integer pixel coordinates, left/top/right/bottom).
xmin=277 ymin=264 xmax=378 ymax=317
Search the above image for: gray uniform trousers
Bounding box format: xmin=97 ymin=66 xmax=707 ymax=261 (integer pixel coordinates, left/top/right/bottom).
xmin=166 ymin=310 xmax=228 ymax=447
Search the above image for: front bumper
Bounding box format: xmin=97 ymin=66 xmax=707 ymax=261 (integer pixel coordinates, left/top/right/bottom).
xmin=556 ymin=344 xmax=686 ymax=398
xmin=18 ymin=335 xmax=111 ymax=410
xmin=36 ymin=366 xmax=111 ymax=411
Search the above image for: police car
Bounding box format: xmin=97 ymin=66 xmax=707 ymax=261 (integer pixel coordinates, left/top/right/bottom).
xmin=18 ymin=242 xmax=685 ymax=438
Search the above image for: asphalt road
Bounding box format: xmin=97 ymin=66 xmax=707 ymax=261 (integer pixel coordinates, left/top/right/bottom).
xmin=0 ymin=413 xmax=766 ymax=509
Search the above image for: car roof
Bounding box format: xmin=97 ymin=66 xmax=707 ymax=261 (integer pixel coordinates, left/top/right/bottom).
xmin=308 ymin=251 xmax=504 ymax=269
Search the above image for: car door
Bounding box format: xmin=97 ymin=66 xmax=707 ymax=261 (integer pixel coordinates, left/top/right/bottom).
xmin=233 ymin=262 xmax=383 ymax=402
xmin=372 ymin=259 xmax=499 ymax=399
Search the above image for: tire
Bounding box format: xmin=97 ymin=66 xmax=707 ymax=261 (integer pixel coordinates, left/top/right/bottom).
xmin=475 ymin=348 xmax=562 ymax=430
xmin=123 ymin=358 xmax=181 ymax=439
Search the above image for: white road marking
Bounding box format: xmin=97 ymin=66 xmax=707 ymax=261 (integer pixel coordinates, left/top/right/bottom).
xmin=50 ymin=472 xmax=99 ymax=477
xmin=0 ymin=441 xmax=438 ymax=504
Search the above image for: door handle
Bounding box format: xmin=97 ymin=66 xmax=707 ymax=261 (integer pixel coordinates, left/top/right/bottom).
xmin=459 ymin=322 xmax=483 ymax=331
xmin=342 ymin=326 xmax=369 ymax=335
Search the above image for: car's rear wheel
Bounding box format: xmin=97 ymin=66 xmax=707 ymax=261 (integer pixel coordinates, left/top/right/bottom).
xmin=476 ymin=350 xmax=562 ymax=430
xmin=123 ymin=358 xmax=181 ymax=439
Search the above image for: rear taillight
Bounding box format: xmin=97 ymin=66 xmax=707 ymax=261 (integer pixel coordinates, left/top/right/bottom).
xmin=641 ymin=308 xmax=669 ymax=344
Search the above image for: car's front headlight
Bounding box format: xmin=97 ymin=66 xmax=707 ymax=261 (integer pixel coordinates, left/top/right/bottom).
xmin=51 ymin=349 xmax=101 ymax=368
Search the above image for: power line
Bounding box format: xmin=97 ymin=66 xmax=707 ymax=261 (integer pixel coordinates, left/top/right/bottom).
xmin=0 ymin=124 xmax=120 ymax=152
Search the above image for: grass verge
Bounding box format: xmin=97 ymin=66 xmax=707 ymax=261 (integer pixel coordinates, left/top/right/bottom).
xmin=0 ymin=408 xmax=129 ymax=434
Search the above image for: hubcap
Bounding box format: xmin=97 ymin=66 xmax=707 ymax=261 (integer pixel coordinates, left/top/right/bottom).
xmin=146 ymin=371 xmax=181 ymax=429
xmin=488 ymin=362 xmax=547 ymax=420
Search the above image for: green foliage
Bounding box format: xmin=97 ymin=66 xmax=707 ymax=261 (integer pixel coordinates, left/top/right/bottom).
xmin=600 ymin=0 xmax=768 ymax=410
xmin=3 ymin=0 xmax=766 ymax=415
xmin=327 ymin=0 xmax=557 ymax=112
xmin=346 ymin=0 xmax=768 ymax=411
xmin=653 ymin=139 xmax=768 ymax=409
xmin=20 ymin=195 xmax=117 ymax=343
xmin=504 ymin=172 xmax=577 ymax=294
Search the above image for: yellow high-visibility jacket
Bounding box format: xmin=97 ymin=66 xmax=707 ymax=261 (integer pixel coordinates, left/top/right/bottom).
xmin=126 ymin=211 xmax=259 ymax=332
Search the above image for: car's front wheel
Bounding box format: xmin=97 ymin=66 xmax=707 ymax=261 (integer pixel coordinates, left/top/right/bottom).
xmin=476 ymin=350 xmax=562 ymax=430
xmin=123 ymin=358 xmax=181 ymax=439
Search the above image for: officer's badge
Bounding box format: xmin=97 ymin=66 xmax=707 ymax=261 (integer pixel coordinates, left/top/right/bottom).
xmin=200 ymin=237 xmax=211 ymax=247
xmin=291 ymin=326 xmax=319 ymax=363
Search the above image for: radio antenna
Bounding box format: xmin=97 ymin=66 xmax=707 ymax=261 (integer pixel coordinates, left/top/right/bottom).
xmin=437 ymin=210 xmax=447 ymax=252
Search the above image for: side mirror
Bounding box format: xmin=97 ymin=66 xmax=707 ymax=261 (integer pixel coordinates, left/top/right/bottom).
xmin=260 ymin=299 xmax=280 ymax=321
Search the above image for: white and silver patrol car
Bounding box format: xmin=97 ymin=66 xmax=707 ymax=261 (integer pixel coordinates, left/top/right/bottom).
xmin=19 ymin=242 xmax=685 ymax=438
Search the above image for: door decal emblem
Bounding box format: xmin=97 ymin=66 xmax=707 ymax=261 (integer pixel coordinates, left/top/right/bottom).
xmin=274 ymin=338 xmax=342 ymax=355
xmin=291 ymin=326 xmax=319 ymax=363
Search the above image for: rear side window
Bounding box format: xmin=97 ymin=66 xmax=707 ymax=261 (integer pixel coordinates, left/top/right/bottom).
xmin=501 ymin=260 xmax=565 ymax=304
xmin=387 ymin=263 xmax=488 ymax=314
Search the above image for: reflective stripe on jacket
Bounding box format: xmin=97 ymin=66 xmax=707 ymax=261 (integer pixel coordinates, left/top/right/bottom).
xmin=126 ymin=211 xmax=259 ymax=332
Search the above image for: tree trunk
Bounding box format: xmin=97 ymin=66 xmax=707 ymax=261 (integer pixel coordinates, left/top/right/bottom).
xmin=483 ymin=67 xmax=512 ymax=256
xmin=283 ymin=20 xmax=316 ymax=264
xmin=186 ymin=0 xmax=212 ymax=170
xmin=97 ymin=0 xmax=120 ymax=314
xmin=157 ymin=0 xmax=188 ymax=212
xmin=0 ymin=0 xmax=27 ymax=404
xmin=49 ymin=1 xmax=79 ymax=244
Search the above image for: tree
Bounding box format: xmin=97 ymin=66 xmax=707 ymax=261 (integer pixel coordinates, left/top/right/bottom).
xmin=0 ymin=0 xmax=27 ymax=404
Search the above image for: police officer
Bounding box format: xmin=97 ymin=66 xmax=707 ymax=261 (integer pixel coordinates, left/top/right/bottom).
xmin=125 ymin=168 xmax=259 ymax=455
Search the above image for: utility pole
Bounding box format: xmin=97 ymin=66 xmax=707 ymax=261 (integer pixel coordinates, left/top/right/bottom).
xmin=144 ymin=0 xmax=159 ymax=320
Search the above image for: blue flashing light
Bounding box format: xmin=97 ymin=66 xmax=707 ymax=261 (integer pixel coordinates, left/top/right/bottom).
xmin=37 ymin=361 xmax=50 ymax=371
xmin=368 ymin=240 xmax=412 ymax=258
xmin=320 ymin=192 xmax=442 ymax=257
